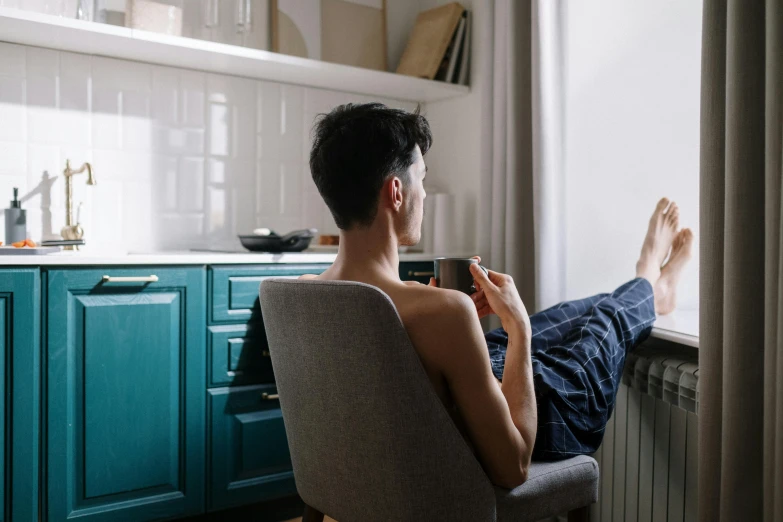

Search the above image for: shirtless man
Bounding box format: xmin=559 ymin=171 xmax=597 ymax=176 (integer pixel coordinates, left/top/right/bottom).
xmin=306 ymin=103 xmax=693 ymax=489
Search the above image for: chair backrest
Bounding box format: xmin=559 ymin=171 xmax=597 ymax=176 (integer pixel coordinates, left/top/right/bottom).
xmin=260 ymin=279 xmax=496 ymax=522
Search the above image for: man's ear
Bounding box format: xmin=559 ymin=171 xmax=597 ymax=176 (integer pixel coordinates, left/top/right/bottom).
xmin=387 ymin=176 xmax=404 ymax=212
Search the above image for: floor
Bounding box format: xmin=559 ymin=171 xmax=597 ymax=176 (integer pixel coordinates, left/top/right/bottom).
xmin=285 ymin=517 xmax=337 ymax=522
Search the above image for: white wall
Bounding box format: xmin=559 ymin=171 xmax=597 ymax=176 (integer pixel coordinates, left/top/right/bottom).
xmin=386 ymin=0 xmax=421 ymax=72
xmin=0 ymin=42 xmax=415 ymax=252
xmin=564 ymin=0 xmax=702 ymax=309
xmin=418 ymin=0 xmax=487 ymax=254
xmin=0 ymin=0 xmax=482 ymax=254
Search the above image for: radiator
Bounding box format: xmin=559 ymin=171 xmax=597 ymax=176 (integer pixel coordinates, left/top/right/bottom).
xmin=589 ymin=345 xmax=699 ymax=522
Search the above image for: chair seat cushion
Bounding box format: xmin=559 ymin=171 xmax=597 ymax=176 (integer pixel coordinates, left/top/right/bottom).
xmin=494 ymin=455 xmax=599 ymax=522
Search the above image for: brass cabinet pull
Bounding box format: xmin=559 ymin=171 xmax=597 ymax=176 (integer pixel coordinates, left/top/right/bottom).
xmin=261 ymin=350 xmax=270 ymax=357
xmin=261 ymin=392 xmax=279 ymax=400
xmin=408 ymin=271 xmax=434 ymax=277
xmin=101 ymin=275 xmax=159 ymax=283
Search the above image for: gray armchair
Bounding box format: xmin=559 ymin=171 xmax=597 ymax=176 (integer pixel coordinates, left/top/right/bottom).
xmin=260 ymin=279 xmax=598 ymax=522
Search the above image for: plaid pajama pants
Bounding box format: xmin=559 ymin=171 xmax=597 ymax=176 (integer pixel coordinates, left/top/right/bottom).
xmin=484 ymin=277 xmax=656 ymax=460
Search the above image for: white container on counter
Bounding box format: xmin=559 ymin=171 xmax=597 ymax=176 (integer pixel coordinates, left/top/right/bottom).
xmin=126 ymin=0 xmax=182 ymax=35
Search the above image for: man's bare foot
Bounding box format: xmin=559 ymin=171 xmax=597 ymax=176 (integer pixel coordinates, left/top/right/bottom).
xmin=636 ymin=198 xmax=679 ymax=284
xmin=654 ymin=228 xmax=694 ymax=315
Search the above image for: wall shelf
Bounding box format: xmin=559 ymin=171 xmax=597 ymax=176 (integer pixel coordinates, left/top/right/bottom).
xmin=0 ymin=7 xmax=470 ymax=103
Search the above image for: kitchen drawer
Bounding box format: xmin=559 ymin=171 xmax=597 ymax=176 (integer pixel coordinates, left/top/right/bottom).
xmin=208 ymin=384 xmax=296 ymax=511
xmin=400 ymin=261 xmax=435 ymax=284
xmin=210 ymin=265 xmax=328 ymax=324
xmin=208 ymin=324 xmax=274 ymax=387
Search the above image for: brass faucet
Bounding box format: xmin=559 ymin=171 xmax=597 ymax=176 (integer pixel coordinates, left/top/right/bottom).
xmin=61 ymin=159 xmax=96 ymax=250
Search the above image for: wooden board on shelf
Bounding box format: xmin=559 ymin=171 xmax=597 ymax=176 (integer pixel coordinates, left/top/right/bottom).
xmin=271 ymin=0 xmax=322 ymax=59
xmin=321 ymin=0 xmax=387 ymax=71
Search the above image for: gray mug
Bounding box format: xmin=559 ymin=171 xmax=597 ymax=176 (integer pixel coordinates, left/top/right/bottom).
xmin=434 ymin=257 xmax=489 ymax=295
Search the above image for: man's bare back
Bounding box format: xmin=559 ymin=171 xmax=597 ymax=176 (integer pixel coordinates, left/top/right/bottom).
xmin=305 ymin=270 xmax=479 ymax=412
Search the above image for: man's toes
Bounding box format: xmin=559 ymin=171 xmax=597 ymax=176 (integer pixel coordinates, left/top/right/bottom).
xmin=671 ymin=231 xmax=684 ymax=252
xmin=667 ymin=205 xmax=679 ymax=226
xmin=680 ymin=229 xmax=695 ymax=251
xmin=656 ymin=197 xmax=671 ymax=213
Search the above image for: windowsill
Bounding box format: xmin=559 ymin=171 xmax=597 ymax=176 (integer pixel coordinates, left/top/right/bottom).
xmin=651 ymin=308 xmax=699 ymax=348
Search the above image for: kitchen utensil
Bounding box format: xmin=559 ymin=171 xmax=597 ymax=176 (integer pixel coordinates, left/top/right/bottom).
xmin=41 ymin=239 xmax=86 ymax=247
xmin=238 ymin=228 xmax=317 ymax=253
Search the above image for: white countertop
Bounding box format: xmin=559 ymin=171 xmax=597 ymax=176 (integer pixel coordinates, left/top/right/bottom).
xmin=0 ymin=248 xmax=699 ymax=347
xmin=0 ymin=249 xmax=470 ymax=266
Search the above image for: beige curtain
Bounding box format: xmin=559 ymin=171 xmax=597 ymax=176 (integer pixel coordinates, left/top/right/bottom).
xmin=479 ymin=0 xmax=536 ymax=309
xmin=479 ymin=0 xmax=565 ymax=313
xmin=698 ymin=0 xmax=783 ymax=521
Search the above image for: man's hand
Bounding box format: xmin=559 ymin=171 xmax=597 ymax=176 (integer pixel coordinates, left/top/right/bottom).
xmin=470 ymin=288 xmax=494 ymax=319
xmin=469 ymin=263 xmax=531 ymax=335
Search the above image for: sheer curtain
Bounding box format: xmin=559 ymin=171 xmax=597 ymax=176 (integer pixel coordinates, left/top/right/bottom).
xmin=698 ymin=0 xmax=783 ymax=520
xmin=478 ymin=0 xmax=566 ymax=313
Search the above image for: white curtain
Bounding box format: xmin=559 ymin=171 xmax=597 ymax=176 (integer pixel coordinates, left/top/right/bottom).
xmin=479 ymin=0 xmax=567 ymax=313
xmin=532 ymin=0 xmax=567 ymax=311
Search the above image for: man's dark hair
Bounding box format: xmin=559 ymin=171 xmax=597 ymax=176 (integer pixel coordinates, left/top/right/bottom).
xmin=309 ymin=103 xmax=432 ymax=230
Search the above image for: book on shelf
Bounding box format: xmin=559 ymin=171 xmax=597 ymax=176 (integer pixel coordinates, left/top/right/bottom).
xmin=456 ymin=10 xmax=471 ymax=85
xmin=396 ymin=2 xmax=465 ymax=80
xmin=437 ymin=11 xmax=466 ymax=83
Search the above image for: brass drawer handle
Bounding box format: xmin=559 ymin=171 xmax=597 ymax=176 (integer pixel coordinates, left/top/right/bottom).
xmin=261 ymin=392 xmax=279 ymax=400
xmin=102 ymin=275 xmax=159 ymax=283
xmin=408 ymin=271 xmax=434 ymax=277
xmin=261 ymin=350 xmax=270 ymax=357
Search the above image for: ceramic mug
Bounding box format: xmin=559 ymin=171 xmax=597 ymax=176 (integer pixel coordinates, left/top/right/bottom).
xmin=434 ymin=257 xmax=489 ymax=295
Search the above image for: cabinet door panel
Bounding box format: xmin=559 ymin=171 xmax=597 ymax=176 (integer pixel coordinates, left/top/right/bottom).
xmin=80 ymin=293 xmax=181 ymax=498
xmin=47 ymin=268 xmax=206 ymax=522
xmin=208 ymin=384 xmax=296 ymax=511
xmin=0 ymin=269 xmax=40 ymax=522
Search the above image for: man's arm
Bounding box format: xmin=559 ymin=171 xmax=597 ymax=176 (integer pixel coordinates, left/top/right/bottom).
xmin=409 ymin=290 xmax=536 ymax=489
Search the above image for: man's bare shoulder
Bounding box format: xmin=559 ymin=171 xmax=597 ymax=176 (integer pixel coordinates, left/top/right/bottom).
xmin=394 ymin=284 xmax=476 ymax=331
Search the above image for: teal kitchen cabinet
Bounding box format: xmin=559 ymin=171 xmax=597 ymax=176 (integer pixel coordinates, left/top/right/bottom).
xmin=206 ymin=265 xmax=321 ymax=511
xmin=207 ymin=384 xmax=295 ymax=510
xmin=208 ymin=323 xmax=274 ymax=387
xmin=46 ymin=268 xmax=206 ymax=522
xmin=1 ymin=269 xmax=40 ymax=522
xmin=400 ymin=261 xmax=435 ymax=284
xmin=210 ymin=265 xmax=329 ymax=324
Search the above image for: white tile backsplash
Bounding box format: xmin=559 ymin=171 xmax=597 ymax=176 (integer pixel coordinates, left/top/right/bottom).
xmin=0 ymin=43 xmax=26 ymax=77
xmin=0 ymin=41 xmax=417 ymax=250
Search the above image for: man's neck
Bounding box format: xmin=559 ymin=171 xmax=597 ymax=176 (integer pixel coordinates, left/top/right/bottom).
xmin=331 ymin=224 xmax=401 ymax=284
